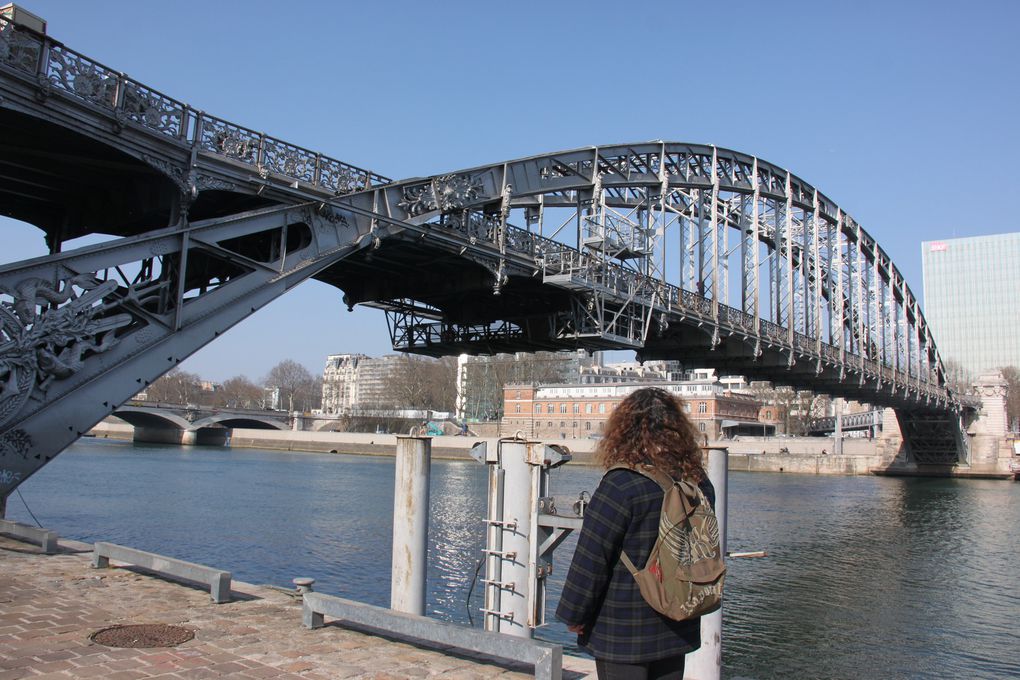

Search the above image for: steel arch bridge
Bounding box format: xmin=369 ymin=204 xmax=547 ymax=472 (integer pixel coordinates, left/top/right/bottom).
xmin=0 ymin=14 xmax=973 ymax=499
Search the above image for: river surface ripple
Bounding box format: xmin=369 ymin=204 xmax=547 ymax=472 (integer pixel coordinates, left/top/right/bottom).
xmin=6 ymin=438 xmax=1019 ymax=680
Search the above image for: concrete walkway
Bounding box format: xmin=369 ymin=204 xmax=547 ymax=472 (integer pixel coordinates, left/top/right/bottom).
xmin=0 ymin=535 xmax=595 ymax=679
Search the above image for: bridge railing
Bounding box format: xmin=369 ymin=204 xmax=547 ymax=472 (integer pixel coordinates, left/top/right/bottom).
xmin=0 ymin=15 xmax=389 ymax=193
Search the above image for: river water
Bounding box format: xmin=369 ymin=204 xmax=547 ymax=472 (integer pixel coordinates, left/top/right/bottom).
xmin=6 ymin=437 xmax=1019 ymax=679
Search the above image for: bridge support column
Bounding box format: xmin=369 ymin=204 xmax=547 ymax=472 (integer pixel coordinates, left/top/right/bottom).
xmin=133 ymin=427 xmax=230 ymax=447
xmin=134 ymin=427 xmax=188 ymax=446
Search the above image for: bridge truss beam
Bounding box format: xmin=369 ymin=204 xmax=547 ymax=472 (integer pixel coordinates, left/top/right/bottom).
xmin=0 ymin=202 xmax=364 ymax=495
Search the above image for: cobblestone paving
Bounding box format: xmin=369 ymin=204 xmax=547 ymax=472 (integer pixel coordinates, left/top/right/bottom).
xmin=0 ymin=536 xmax=594 ymax=679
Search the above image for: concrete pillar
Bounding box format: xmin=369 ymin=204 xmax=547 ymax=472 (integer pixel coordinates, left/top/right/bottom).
xmin=495 ymin=440 xmax=534 ymax=638
xmin=133 ymin=426 xmax=187 ymax=445
xmin=391 ymin=435 xmax=431 ymax=615
xmin=685 ymin=446 xmax=728 ymax=680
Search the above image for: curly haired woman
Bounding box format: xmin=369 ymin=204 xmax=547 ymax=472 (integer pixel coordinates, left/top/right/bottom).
xmin=556 ymin=387 xmax=714 ymax=680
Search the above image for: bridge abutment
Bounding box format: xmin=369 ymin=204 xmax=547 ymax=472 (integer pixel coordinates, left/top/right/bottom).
xmin=965 ymin=372 xmax=1014 ymax=474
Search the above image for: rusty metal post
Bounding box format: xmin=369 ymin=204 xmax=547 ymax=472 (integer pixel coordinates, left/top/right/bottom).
xmin=391 ymin=435 xmax=431 ymax=615
xmin=685 ymin=446 xmax=728 ymax=680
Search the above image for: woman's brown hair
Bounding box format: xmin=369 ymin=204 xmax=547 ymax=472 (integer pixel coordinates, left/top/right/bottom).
xmin=595 ymin=387 xmax=705 ymax=482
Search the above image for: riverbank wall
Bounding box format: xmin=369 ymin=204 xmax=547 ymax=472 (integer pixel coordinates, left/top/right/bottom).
xmin=89 ymin=421 xmax=897 ymax=475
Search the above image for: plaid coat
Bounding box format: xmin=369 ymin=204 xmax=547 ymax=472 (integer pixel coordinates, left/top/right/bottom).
xmin=555 ymin=468 xmax=715 ymax=663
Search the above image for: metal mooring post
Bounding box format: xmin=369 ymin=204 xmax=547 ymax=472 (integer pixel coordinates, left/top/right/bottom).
xmin=391 ymin=435 xmax=431 ymax=615
xmin=471 ymin=438 xmax=571 ymax=637
xmin=684 ymin=446 xmax=729 ymax=680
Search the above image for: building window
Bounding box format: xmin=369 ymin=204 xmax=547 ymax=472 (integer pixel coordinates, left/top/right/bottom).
xmin=560 ymin=403 xmax=567 ymax=413
xmin=516 ymin=389 xmax=521 ymax=399
xmin=585 ymin=422 xmax=591 ymax=431
xmin=698 ymin=402 xmax=707 ymax=414
xmin=515 ymin=404 xmax=521 ymax=414
xmin=573 ymin=404 xmax=580 ymax=414
xmin=765 ymin=409 xmax=772 ymax=419
xmin=599 ymin=403 xmax=606 ymax=414
xmin=548 ymin=421 xmax=553 ymax=427
xmin=535 ymin=404 xmax=542 ymax=414
xmin=698 ymin=422 xmax=706 ymax=432
xmin=560 ymin=421 xmax=565 ymax=428
xmin=586 ymin=403 xmax=593 ymax=414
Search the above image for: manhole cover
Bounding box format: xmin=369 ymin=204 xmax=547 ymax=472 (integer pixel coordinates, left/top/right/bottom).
xmin=91 ymin=624 xmax=194 ymax=648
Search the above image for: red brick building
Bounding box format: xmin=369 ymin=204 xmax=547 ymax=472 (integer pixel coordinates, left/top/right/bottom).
xmin=502 ymin=380 xmax=764 ymax=440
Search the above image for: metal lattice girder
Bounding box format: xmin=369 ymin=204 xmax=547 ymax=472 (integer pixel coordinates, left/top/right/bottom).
xmin=895 ymin=410 xmax=968 ymax=465
xmin=328 ymin=142 xmax=956 ymax=405
xmin=0 ymin=203 xmax=364 ymax=493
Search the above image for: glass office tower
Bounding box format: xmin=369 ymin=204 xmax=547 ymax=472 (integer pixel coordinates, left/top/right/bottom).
xmin=922 ymin=232 xmax=1020 ymax=378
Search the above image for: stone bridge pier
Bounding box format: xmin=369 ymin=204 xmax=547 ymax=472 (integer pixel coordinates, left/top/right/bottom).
xmin=879 ymin=371 xmax=1014 ymax=475
xmin=132 ymin=425 xmax=232 ymax=447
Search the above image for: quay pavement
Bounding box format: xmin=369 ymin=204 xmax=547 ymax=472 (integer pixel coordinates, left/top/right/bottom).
xmin=0 ymin=535 xmax=595 ymax=679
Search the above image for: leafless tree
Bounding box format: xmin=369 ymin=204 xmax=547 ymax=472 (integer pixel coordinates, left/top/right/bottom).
xmin=943 ymin=359 xmax=975 ymax=394
xmin=384 ymin=355 xmax=457 ymax=412
xmin=144 ymin=368 xmax=202 ymax=405
xmin=214 ymin=375 xmax=265 ymax=409
xmin=264 ymin=360 xmax=320 ymax=412
xmin=462 ymin=352 xmax=579 ymax=420
xmin=750 ymin=382 xmax=825 ymax=435
xmin=1000 ymin=365 xmax=1020 ymax=432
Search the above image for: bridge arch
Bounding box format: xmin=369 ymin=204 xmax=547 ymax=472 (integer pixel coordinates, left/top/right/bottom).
xmin=112 ymin=407 xmax=192 ymax=431
xmin=334 ymin=142 xmax=949 ymax=404
xmin=190 ymin=416 xmax=287 ymax=430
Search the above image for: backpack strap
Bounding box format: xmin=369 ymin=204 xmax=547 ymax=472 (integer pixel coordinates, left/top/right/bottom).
xmin=607 ymin=463 xmax=682 ymax=575
xmin=607 ymin=463 xmax=675 ymax=492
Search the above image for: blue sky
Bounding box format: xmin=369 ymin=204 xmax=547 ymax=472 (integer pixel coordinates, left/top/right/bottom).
xmin=3 ymin=0 xmax=1017 ymax=382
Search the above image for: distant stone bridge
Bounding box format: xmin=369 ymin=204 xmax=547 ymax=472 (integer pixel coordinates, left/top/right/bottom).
xmin=113 ymin=403 xmax=289 ymax=445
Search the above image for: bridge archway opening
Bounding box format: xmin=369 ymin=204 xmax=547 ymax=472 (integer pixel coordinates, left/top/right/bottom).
xmin=0 ymin=107 xmax=180 ymax=240
xmin=197 ymin=417 xmax=287 ymax=430
xmin=111 ymin=411 xmax=190 ymax=431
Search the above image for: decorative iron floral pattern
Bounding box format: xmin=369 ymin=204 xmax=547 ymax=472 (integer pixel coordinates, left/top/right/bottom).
xmin=120 ymin=80 xmax=184 ymax=137
xmin=0 ymin=429 xmax=31 ymax=460
xmin=319 ymin=157 xmax=369 ymax=195
xmin=0 ymin=275 xmax=133 ymax=430
xmin=262 ymin=138 xmax=316 ymax=183
xmin=399 ymin=174 xmax=484 ymax=217
xmin=199 ymin=117 xmax=260 ymax=163
xmin=0 ymin=18 xmax=41 ymax=73
xmin=47 ymin=46 xmax=117 ymax=106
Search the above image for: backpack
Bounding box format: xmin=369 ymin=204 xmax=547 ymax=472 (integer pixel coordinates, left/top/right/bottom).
xmin=609 ymin=464 xmax=726 ymax=621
